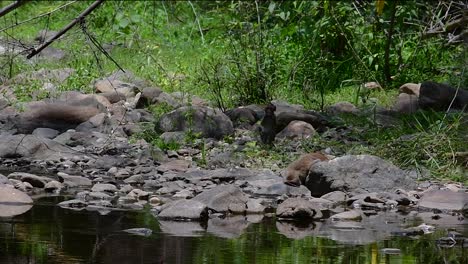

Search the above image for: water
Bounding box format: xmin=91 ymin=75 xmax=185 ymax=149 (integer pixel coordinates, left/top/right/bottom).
xmin=0 ymin=197 xmax=466 ymax=264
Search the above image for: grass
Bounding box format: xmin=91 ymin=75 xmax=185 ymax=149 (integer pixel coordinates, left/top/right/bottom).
xmin=0 ymin=1 xmax=466 ymax=183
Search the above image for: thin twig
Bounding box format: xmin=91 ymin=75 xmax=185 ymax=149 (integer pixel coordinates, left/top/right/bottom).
xmin=188 ymin=1 xmax=204 ymax=44
xmin=27 ymin=0 xmax=104 ymax=59
xmin=0 ymin=1 xmax=76 ymax=34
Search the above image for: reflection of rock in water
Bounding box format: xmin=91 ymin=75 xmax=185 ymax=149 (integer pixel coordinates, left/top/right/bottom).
xmin=207 ymin=215 xmax=251 ymax=239
xmin=276 ymin=221 xmax=322 ymax=239
xmin=158 ymin=220 xmax=206 ymax=237
xmin=0 ymin=204 xmax=33 ymax=217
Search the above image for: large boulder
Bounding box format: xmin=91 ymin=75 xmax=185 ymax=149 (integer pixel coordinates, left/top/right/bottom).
xmin=225 ymin=107 xmax=259 ymax=128
xmin=158 ymin=199 xmax=208 ymax=220
xmin=158 ymin=106 xmax=234 ymax=139
xmin=306 ymin=155 xmax=417 ymax=197
xmin=193 ymin=184 xmax=249 ymax=213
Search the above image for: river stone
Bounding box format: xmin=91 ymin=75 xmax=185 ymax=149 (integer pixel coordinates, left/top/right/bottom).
xmin=276 ymin=198 xmax=323 ymax=220
xmin=156 ymin=159 xmax=192 ymax=173
xmin=0 ymin=186 xmax=33 ymax=204
xmin=321 ymin=191 xmax=347 ymax=204
xmin=225 ymin=107 xmax=259 ymax=128
xmin=91 ymin=183 xmax=118 ymax=194
xmin=276 ymin=120 xmax=316 ymax=140
xmin=0 ymin=174 xmax=9 ymax=184
xmin=326 ymin=101 xmax=359 ymax=115
xmin=331 ymin=210 xmax=363 ymax=221
xmin=57 ymin=172 xmax=92 ymax=187
xmin=32 ymin=127 xmax=60 ymax=139
xmin=44 ymin=180 xmax=63 ymax=192
xmin=306 ymin=155 xmax=417 ymax=197
xmin=246 ymin=199 xmax=266 ymax=214
xmin=8 ymin=172 xmax=51 ymax=188
xmin=158 ymin=106 xmax=234 ymax=139
xmin=193 ymin=184 xmax=249 ymax=213
xmin=0 ymin=186 xmax=33 ymax=217
xmin=418 ymin=190 xmax=468 ymax=213
xmin=158 ymin=199 xmax=208 ymax=220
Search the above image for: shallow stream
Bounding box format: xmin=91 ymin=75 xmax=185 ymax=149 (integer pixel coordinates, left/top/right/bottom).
xmin=0 ymin=197 xmax=466 ymax=264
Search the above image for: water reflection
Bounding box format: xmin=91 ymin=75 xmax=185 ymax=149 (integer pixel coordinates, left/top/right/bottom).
xmin=0 ymin=197 xmax=466 ymax=264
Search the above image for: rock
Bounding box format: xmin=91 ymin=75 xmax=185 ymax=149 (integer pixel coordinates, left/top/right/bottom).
xmin=158 ymin=220 xmax=206 ymax=236
xmin=276 ymin=110 xmax=330 ymax=133
xmin=276 ymin=120 xmax=316 ymax=140
xmin=331 ymin=210 xmax=363 ymax=221
xmin=91 ymin=183 xmax=118 ymax=194
xmin=159 ymin=131 xmax=186 ymax=144
xmin=12 ymin=68 xmax=74 ymax=86
xmin=136 ymin=87 xmax=163 ymax=108
xmin=225 ymin=107 xmax=259 ymax=128
xmin=94 ymin=79 xmax=138 ymax=98
xmin=57 ymin=172 xmax=92 ymax=187
xmin=156 ymin=159 xmax=192 ymax=173
xmin=326 ymin=102 xmax=359 ymax=115
xmin=193 ymin=184 xmax=248 ymax=213
xmin=364 ymin=82 xmax=382 ymax=90
xmin=173 ymin=189 xmax=195 ymax=199
xmin=276 ymin=198 xmax=323 ymax=220
xmin=246 ymin=199 xmax=266 ymax=213
xmin=306 ymin=155 xmax=417 ymax=197
xmin=418 ymin=190 xmax=468 ymax=212
xmin=419 ymin=81 xmax=468 ymax=111
xmin=32 ymin=127 xmax=60 ymax=139
xmin=399 ymin=83 xmax=421 ymax=96
xmin=320 ymin=191 xmax=347 ymax=204
xmin=44 ymin=180 xmax=63 ymax=192
xmin=8 ymin=172 xmax=50 ymax=188
xmin=158 ymin=199 xmax=208 ymax=220
xmin=0 ymin=186 xmax=33 ymax=217
xmin=158 ymin=106 xmax=234 ymax=139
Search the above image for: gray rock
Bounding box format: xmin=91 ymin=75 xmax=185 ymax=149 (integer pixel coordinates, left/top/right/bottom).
xmin=0 ymin=186 xmax=33 ymax=204
xmin=91 ymin=183 xmax=118 ymax=194
xmin=57 ymin=172 xmax=92 ymax=187
xmin=326 ymin=102 xmax=359 ymax=115
xmin=276 ymin=198 xmax=323 ymax=220
xmin=0 ymin=186 xmax=33 ymax=217
xmin=225 ymin=107 xmax=259 ymax=128
xmin=8 ymin=172 xmax=51 ymax=188
xmin=32 ymin=127 xmax=59 ymax=139
xmin=321 ymin=191 xmax=347 ymax=204
xmin=44 ymin=180 xmax=63 ymax=192
xmin=0 ymin=134 xmax=82 ymax=161
xmin=158 ymin=199 xmax=208 ymax=220
xmin=158 ymin=106 xmax=234 ymax=139
xmin=306 ymin=155 xmax=417 ymax=197
xmin=193 ymin=184 xmax=249 ymax=213
xmin=331 ymin=210 xmax=363 ymax=221
xmin=418 ymin=190 xmax=468 ymax=212
xmin=246 ymin=199 xmax=266 ymax=213
xmin=156 ymin=159 xmax=192 ymax=173
xmin=276 ymin=120 xmax=316 ymax=140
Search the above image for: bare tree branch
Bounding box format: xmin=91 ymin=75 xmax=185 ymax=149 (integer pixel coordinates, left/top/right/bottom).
xmin=0 ymin=0 xmax=28 ymax=19
xmin=26 ymin=0 xmax=104 ymax=59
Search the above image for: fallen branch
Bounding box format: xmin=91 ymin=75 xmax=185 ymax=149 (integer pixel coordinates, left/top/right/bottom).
xmin=26 ymin=0 xmax=104 ymax=59
xmin=422 ymin=16 xmax=468 ymax=39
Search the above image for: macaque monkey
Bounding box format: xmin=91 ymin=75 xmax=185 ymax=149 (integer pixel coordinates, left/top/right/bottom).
xmin=284 ymin=152 xmax=329 ymax=187
xmin=260 ymin=103 xmax=277 ymax=145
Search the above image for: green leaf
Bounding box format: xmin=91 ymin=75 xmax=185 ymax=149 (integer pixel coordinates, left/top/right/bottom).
xmin=119 ymin=18 xmax=130 ymax=28
xmin=268 ymin=2 xmax=276 ymax=14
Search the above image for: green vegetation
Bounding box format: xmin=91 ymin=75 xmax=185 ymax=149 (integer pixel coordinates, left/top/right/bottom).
xmin=0 ymin=1 xmax=466 ymax=182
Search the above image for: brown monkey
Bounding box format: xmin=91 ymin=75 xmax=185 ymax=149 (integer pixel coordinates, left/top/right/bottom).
xmin=284 ymin=152 xmax=329 ymax=187
xmin=260 ymin=103 xmax=277 ymax=145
